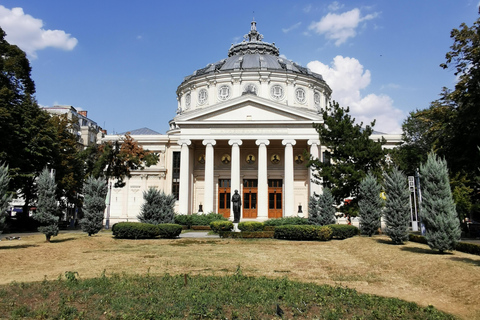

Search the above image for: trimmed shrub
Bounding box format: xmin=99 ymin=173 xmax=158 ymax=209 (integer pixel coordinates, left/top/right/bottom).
xmin=264 ymin=226 xmax=275 ymax=231
xmin=455 ymin=241 xmax=480 ymax=256
xmin=174 ymin=214 xmax=193 ymax=228
xmin=274 ymin=225 xmax=333 ymax=241
xmin=210 ymin=220 xmax=233 ymax=233
xmin=156 ymin=224 xmax=182 ymax=239
xmin=112 ymin=222 xmax=159 ymax=239
xmin=328 ymin=224 xmax=359 ymax=239
xmin=175 ymin=213 xmax=227 ymax=228
xmin=238 ymin=221 xmax=264 ymax=232
xmin=220 ymin=231 xmax=274 ymax=239
xmin=263 ymin=217 xmax=311 ymax=227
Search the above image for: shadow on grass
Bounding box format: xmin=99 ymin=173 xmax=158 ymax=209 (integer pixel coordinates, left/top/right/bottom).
xmin=374 ymin=238 xmax=404 ymax=245
xmin=449 ymin=256 xmax=480 ymax=266
xmin=0 ymin=244 xmax=39 ymax=250
xmin=400 ymin=246 xmax=450 ymax=255
xmin=50 ymin=237 xmax=76 ymax=243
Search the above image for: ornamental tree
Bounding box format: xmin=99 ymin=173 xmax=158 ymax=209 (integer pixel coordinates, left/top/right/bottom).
xmin=0 ymin=163 xmax=12 ymax=234
xmin=420 ymin=153 xmax=461 ymax=253
xmin=383 ymin=167 xmax=410 ymax=244
xmin=33 ymin=168 xmax=59 ymax=242
xmin=138 ymin=188 xmax=176 ymax=224
xmin=358 ymin=172 xmax=383 ymax=236
xmin=80 ymin=176 xmax=108 ymax=236
xmin=308 ymin=188 xmax=336 ymax=226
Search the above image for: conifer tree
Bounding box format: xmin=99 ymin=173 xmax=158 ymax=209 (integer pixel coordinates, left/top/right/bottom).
xmin=0 ymin=163 xmax=12 ymax=234
xmin=420 ymin=153 xmax=461 ymax=252
xmin=358 ymin=172 xmax=383 ymax=236
xmin=308 ymin=188 xmax=336 ymax=226
xmin=33 ymin=168 xmax=59 ymax=242
xmin=138 ymin=188 xmax=176 ymax=224
xmin=80 ymin=176 xmax=108 ymax=236
xmin=383 ymin=167 xmax=410 ymax=244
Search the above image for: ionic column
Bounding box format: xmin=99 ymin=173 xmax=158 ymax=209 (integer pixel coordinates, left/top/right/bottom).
xmin=308 ymin=139 xmax=322 ymax=197
xmin=202 ymin=139 xmax=216 ymax=213
xmin=282 ymin=139 xmax=296 ymax=217
xmin=229 ymin=139 xmax=243 ymax=219
xmin=256 ymin=139 xmax=270 ymax=219
xmin=178 ymin=139 xmax=191 ymax=215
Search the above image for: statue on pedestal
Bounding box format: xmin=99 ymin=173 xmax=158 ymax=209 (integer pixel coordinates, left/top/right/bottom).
xmin=231 ymin=189 xmax=242 ymax=223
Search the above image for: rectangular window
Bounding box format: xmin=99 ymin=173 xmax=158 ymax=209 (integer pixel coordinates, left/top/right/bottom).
xmin=323 ymin=151 xmax=331 ymax=164
xmin=172 ymin=151 xmax=181 ymax=200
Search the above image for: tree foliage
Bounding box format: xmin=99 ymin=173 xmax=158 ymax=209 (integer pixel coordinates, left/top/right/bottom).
xmin=80 ymin=176 xmax=108 ymax=236
xmin=383 ymin=167 xmax=410 ymax=244
xmin=358 ymin=172 xmax=383 ymax=236
xmin=81 ymin=133 xmax=158 ymax=188
xmin=420 ymin=153 xmax=461 ymax=253
xmin=138 ymin=188 xmax=176 ymax=224
xmin=308 ymin=188 xmax=336 ymax=226
xmin=308 ymin=101 xmax=386 ymax=209
xmin=0 ymin=163 xmax=11 ymax=234
xmin=32 ymin=168 xmax=59 ymax=241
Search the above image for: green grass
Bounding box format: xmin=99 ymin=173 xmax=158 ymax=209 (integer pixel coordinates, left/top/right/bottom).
xmin=0 ymin=271 xmax=456 ymax=320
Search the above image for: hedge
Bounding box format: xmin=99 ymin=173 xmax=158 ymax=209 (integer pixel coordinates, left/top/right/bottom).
xmin=175 ymin=213 xmax=227 ymax=228
xmin=274 ymin=225 xmax=333 ymax=241
xmin=238 ymin=221 xmax=264 ymax=232
xmin=210 ymin=220 xmax=233 ymax=233
xmin=263 ymin=217 xmax=311 ymax=227
xmin=328 ymin=224 xmax=359 ymax=239
xmin=409 ymin=233 xmax=480 ymax=255
xmin=220 ymin=231 xmax=274 ymax=238
xmin=112 ymin=222 xmax=182 ymax=239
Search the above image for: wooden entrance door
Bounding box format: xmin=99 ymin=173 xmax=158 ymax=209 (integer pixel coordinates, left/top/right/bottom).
xmin=268 ymin=179 xmax=283 ymax=218
xmin=243 ymin=179 xmax=258 ymax=218
xmin=218 ymin=179 xmax=231 ymax=218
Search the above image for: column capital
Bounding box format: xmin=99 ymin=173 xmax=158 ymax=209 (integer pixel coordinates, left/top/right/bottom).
xmin=228 ymin=139 xmax=243 ymax=146
xmin=282 ymin=139 xmax=296 ymax=146
xmin=177 ymin=139 xmax=191 ymax=146
xmin=308 ymin=139 xmax=320 ymax=146
xmin=255 ymin=139 xmax=270 ymax=146
xmin=202 ymin=139 xmax=217 ymax=146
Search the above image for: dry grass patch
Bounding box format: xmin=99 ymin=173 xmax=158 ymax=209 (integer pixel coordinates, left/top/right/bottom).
xmin=1 ymin=231 xmax=479 ymax=319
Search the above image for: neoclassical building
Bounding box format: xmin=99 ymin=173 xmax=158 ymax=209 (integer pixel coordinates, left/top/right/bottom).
xmin=104 ymin=21 xmax=400 ymax=224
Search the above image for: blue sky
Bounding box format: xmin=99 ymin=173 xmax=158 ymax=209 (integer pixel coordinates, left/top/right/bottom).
xmin=0 ymin=1 xmax=478 ymax=134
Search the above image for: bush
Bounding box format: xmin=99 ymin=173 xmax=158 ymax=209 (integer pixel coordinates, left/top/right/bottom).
xmin=174 ymin=214 xmax=192 ymax=227
xmin=263 ymin=217 xmax=311 ymax=227
xmin=176 ymin=213 xmax=227 ymax=228
xmin=156 ymin=224 xmax=182 ymax=239
xmin=138 ymin=188 xmax=176 ymax=224
xmin=238 ymin=221 xmax=264 ymax=231
xmin=328 ymin=224 xmax=359 ymax=239
xmin=210 ymin=220 xmax=233 ymax=233
xmin=409 ymin=233 xmax=480 ymax=255
xmin=220 ymin=231 xmax=274 ymax=238
xmin=274 ymin=225 xmax=333 ymax=241
xmin=112 ymin=222 xmax=159 ymax=239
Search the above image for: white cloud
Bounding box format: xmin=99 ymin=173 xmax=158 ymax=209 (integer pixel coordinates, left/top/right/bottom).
xmin=282 ymin=22 xmax=302 ymax=33
xmin=309 ymin=8 xmax=379 ymax=46
xmin=303 ymin=5 xmax=312 ymax=13
xmin=307 ymin=56 xmax=403 ymax=133
xmin=328 ymin=1 xmax=344 ymax=11
xmin=0 ymin=5 xmax=77 ymax=58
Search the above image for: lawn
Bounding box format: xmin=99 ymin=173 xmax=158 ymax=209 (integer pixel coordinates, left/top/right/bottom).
xmin=0 ymin=231 xmax=479 ymax=319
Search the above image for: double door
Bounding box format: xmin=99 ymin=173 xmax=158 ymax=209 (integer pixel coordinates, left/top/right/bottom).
xmin=268 ymin=179 xmax=282 ymax=218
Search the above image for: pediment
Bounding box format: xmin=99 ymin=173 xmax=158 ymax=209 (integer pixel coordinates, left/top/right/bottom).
xmin=174 ymin=95 xmax=322 ymax=125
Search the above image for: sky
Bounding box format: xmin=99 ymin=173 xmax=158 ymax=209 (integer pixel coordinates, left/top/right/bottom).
xmin=0 ymin=1 xmax=479 ymax=135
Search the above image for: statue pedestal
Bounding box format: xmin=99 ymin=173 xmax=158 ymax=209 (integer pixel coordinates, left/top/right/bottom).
xmin=233 ymin=223 xmax=240 ymax=232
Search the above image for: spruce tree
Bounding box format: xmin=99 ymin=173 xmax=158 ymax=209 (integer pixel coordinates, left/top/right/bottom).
xmin=420 ymin=153 xmax=461 ymax=253
xmin=138 ymin=188 xmax=176 ymax=224
xmin=33 ymin=168 xmax=59 ymax=241
xmin=80 ymin=177 xmax=108 ymax=236
xmin=383 ymin=167 xmax=410 ymax=244
xmin=308 ymin=188 xmax=336 ymax=226
xmin=0 ymin=163 xmax=12 ymax=234
xmin=358 ymin=172 xmax=383 ymax=236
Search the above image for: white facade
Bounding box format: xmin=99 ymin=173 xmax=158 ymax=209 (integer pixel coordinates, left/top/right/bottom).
xmin=104 ymin=21 xmax=401 ymax=224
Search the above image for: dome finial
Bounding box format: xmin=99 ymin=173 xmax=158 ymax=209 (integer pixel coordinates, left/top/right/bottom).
xmin=244 ymin=18 xmax=263 ymax=42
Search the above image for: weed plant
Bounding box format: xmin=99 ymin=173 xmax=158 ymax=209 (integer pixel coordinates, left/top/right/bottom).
xmin=0 ymin=271 xmax=455 ymax=320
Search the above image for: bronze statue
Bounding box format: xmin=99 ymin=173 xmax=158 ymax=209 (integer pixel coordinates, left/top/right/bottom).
xmin=231 ymin=189 xmax=242 ymax=223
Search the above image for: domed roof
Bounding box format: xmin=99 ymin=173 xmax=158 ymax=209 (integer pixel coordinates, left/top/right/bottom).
xmin=182 ymin=20 xmax=324 ymax=83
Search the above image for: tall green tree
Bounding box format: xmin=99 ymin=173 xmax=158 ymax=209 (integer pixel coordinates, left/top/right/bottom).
xmin=358 ymin=172 xmax=383 ymax=236
xmin=138 ymin=188 xmax=176 ymax=224
xmin=420 ymin=153 xmax=461 ymax=253
xmin=33 ymin=168 xmax=59 ymax=242
xmin=80 ymin=177 xmax=108 ymax=236
xmin=383 ymin=167 xmax=410 ymax=244
xmin=0 ymin=163 xmax=11 ymax=234
xmin=308 ymin=188 xmax=336 ymax=226
xmin=308 ymin=101 xmax=386 ymax=211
